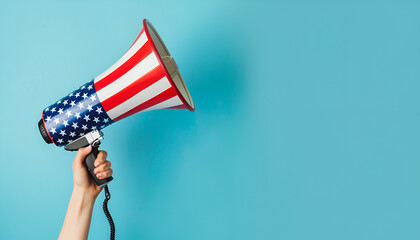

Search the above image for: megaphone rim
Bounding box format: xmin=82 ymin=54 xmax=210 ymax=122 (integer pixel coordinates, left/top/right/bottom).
xmin=143 ymin=19 xmax=195 ymax=112
xmin=40 ymin=111 xmax=56 ymax=145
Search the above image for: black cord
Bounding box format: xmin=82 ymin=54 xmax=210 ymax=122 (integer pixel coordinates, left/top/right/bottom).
xmin=103 ymin=185 xmax=115 ymax=240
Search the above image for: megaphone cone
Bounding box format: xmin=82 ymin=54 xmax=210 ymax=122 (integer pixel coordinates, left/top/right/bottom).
xmin=95 ymin=19 xmax=195 ymax=121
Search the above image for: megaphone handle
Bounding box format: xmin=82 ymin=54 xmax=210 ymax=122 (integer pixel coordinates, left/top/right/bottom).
xmin=85 ymin=146 xmax=113 ymax=187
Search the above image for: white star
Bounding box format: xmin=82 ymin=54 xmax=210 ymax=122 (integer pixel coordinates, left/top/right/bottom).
xmin=63 ymin=120 xmax=69 ymax=127
xmin=54 ymin=118 xmax=60 ymax=125
xmin=57 ymin=138 xmax=64 ymax=144
xmin=81 ymin=85 xmax=86 ymax=90
xmin=101 ymin=125 xmax=106 ymax=128
xmin=69 ymin=93 xmax=73 ymax=97
xmin=103 ymin=118 xmax=109 ymax=123
xmin=84 ymin=114 xmax=90 ymax=122
xmin=68 ymin=139 xmax=73 ymax=143
xmin=59 ymin=130 xmax=66 ymax=136
xmin=79 ymin=132 xmax=85 ymax=136
xmin=69 ymin=132 xmax=76 ymax=137
xmin=95 ymin=106 xmax=103 ymax=114
xmin=57 ymin=100 xmax=61 ymax=104
xmin=87 ymin=85 xmax=93 ymax=90
xmin=82 ymin=124 xmax=88 ymax=131
xmin=75 ymin=92 xmax=80 ymax=98
xmin=63 ymin=100 xmax=68 ymax=106
xmin=72 ymin=122 xmax=79 ymax=129
xmin=51 ymin=107 xmax=56 ymax=113
xmin=90 ymin=95 xmax=97 ymax=102
xmin=50 ymin=127 xmax=56 ymax=134
xmin=45 ymin=116 xmax=52 ymax=122
xmin=91 ymin=126 xmax=97 ymax=131
xmin=58 ymin=108 xmax=64 ymax=114
xmin=45 ymin=108 xmax=49 ymax=112
xmin=74 ymin=112 xmax=81 ymax=119
xmin=82 ymin=93 xmax=88 ymax=99
xmin=78 ymin=102 xmax=84 ymax=109
xmin=93 ymin=117 xmax=100 ymax=123
xmin=70 ymin=101 xmax=76 ymax=107
xmin=87 ymin=104 xmax=93 ymax=112
xmin=66 ymin=110 xmax=72 ymax=117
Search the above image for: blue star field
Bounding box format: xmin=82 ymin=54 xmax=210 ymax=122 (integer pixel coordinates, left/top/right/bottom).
xmin=42 ymin=80 xmax=114 ymax=146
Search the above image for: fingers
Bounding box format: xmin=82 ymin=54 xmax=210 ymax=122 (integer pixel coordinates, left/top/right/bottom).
xmin=94 ymin=150 xmax=112 ymax=179
xmin=94 ymin=151 xmax=107 ymax=167
xmin=73 ymin=145 xmax=92 ymax=168
xmin=94 ymin=161 xmax=111 ymax=174
xmin=96 ymin=169 xmax=113 ymax=179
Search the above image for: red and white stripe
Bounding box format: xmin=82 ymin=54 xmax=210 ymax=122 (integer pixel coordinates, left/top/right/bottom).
xmin=94 ymin=29 xmax=184 ymax=122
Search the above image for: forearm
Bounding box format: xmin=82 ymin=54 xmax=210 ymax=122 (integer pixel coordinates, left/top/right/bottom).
xmin=58 ymin=188 xmax=97 ymax=240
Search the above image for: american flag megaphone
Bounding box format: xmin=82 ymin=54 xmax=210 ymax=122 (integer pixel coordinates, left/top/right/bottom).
xmin=37 ymin=19 xmax=195 ymax=188
xmin=38 ymin=19 xmax=195 ymax=147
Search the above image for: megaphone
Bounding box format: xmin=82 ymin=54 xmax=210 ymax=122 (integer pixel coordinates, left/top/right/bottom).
xmin=38 ymin=19 xmax=195 ymax=187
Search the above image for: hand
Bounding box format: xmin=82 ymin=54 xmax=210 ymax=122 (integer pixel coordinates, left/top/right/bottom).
xmin=72 ymin=145 xmax=113 ymax=198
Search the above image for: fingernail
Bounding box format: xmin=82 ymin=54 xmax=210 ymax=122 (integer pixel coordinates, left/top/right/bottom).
xmin=96 ymin=173 xmax=102 ymax=178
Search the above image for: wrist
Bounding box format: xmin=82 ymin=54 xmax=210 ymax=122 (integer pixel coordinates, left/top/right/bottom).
xmin=72 ymin=186 xmax=98 ymax=202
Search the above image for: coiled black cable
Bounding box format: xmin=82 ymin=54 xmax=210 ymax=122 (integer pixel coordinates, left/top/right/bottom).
xmin=103 ymin=185 xmax=115 ymax=240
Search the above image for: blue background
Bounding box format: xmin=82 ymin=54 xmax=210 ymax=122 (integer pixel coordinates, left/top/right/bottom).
xmin=1 ymin=0 xmax=420 ymax=239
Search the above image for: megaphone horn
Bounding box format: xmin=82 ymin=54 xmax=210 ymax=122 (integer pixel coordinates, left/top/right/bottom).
xmin=94 ymin=20 xmax=195 ymax=121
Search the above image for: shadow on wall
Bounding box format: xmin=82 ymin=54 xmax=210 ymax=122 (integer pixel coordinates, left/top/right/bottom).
xmin=116 ymin=18 xmax=247 ymax=182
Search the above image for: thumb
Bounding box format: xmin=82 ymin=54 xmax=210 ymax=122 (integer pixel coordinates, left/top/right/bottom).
xmin=73 ymin=145 xmax=92 ymax=168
